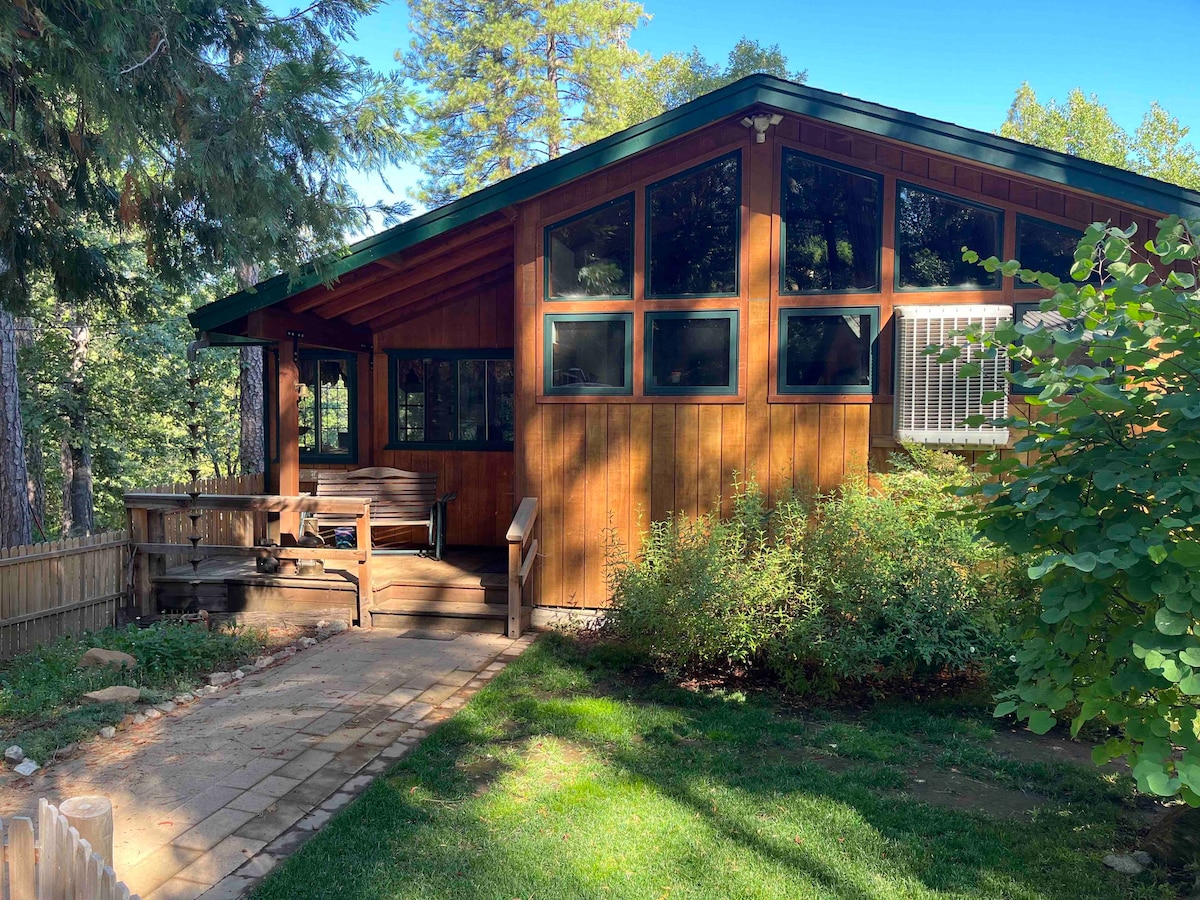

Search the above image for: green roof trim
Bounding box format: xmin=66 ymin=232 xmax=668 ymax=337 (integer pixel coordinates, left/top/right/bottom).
xmin=191 ymin=75 xmax=1200 ymax=334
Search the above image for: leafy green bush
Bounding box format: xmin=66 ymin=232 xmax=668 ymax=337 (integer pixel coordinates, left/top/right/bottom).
xmin=607 ymin=449 xmax=1024 ymax=696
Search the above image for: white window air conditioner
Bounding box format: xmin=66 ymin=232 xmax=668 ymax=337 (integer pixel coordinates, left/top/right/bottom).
xmin=893 ymin=305 xmax=1011 ymax=448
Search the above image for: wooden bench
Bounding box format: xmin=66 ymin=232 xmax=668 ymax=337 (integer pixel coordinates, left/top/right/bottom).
xmin=315 ymin=467 xmax=456 ymax=560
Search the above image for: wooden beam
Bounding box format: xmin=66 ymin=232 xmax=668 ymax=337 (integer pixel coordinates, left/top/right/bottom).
xmin=258 ymin=307 xmax=372 ymax=351
xmin=313 ymin=231 xmax=514 ymax=320
xmin=124 ymin=493 xmax=372 ymax=514
xmin=132 ymin=542 xmax=368 ymax=561
xmin=278 ymin=339 xmax=301 ymax=537
xmin=365 ymin=266 xmax=513 ymax=332
xmin=286 ymin=262 xmax=396 ymax=314
xmin=346 ymin=254 xmax=513 ymax=326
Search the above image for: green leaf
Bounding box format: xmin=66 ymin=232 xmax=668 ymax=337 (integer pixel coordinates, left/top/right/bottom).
xmin=1149 ymin=545 xmax=1169 ymax=565
xmin=1172 ymin=541 xmax=1200 ymax=567
xmin=993 ymin=700 xmax=1018 ymax=717
xmin=1027 ymin=709 xmax=1056 ymax=734
xmin=1155 ymin=606 xmax=1192 ymax=636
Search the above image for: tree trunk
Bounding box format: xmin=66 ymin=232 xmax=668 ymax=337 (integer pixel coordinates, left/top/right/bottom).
xmin=0 ymin=309 xmax=33 ymax=548
xmin=239 ymin=346 xmax=265 ymax=475
xmin=59 ymin=435 xmax=73 ymax=536
xmin=62 ymin=322 xmax=93 ymax=536
xmin=546 ymin=32 xmax=561 ymax=159
xmin=14 ymin=316 xmax=45 ymax=538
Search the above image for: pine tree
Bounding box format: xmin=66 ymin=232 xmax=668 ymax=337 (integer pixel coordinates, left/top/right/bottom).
xmin=403 ymin=0 xmax=649 ymax=207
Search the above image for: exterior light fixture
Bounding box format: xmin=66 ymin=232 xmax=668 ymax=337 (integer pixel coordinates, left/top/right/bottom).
xmin=740 ymin=112 xmax=783 ymax=143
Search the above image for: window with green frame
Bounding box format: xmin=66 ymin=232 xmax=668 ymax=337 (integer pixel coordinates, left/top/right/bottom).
xmin=778 ymin=307 xmax=878 ymax=394
xmin=1016 ymin=215 xmax=1083 ymax=289
xmin=387 ymin=351 xmax=514 ymax=449
xmin=644 ymin=310 xmax=738 ymax=396
xmin=298 ymin=351 xmax=357 ymax=462
xmin=780 ymin=151 xmax=882 ymax=294
xmin=646 ymin=152 xmax=741 ymax=298
xmin=545 ymin=194 xmax=634 ymax=300
xmin=895 ymin=183 xmax=1002 ymax=290
xmin=544 ymin=314 xmax=633 ymax=396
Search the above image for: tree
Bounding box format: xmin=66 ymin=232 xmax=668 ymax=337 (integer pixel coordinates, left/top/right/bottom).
xmin=403 ymin=0 xmax=649 ymax=206
xmin=1 ymin=0 xmax=423 ymax=543
xmin=1001 ymin=84 xmax=1200 ymax=189
xmin=946 ymin=216 xmax=1200 ymax=803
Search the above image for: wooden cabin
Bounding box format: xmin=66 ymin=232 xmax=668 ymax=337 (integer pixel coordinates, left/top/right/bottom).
xmin=159 ymin=74 xmax=1200 ymax=634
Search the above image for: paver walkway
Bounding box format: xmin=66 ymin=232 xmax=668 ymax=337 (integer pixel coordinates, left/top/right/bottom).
xmin=0 ymin=628 xmax=535 ymax=899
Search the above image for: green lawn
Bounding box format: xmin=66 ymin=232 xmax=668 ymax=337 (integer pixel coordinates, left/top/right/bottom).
xmin=253 ymin=634 xmax=1174 ymax=900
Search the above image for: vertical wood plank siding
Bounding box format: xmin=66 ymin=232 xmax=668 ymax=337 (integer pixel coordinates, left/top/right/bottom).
xmin=514 ymin=116 xmax=1159 ymax=608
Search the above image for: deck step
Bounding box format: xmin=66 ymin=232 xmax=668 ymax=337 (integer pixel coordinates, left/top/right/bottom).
xmin=372 ymin=599 xmax=530 ymax=635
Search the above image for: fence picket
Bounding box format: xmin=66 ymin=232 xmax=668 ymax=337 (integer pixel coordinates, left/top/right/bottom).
xmin=9 ymin=816 xmax=36 ymax=900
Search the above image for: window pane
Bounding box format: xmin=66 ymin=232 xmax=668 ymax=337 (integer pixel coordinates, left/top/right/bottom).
xmin=549 ymin=319 xmax=628 ymax=390
xmin=425 ymin=359 xmax=456 ymax=442
xmin=896 ymin=185 xmax=1000 ymax=289
xmin=458 ymin=360 xmax=486 ymax=442
xmin=1016 ymin=217 xmax=1082 ymax=288
xmin=782 ymin=154 xmax=880 ymax=292
xmin=298 ymin=359 xmax=317 ymax=455
xmin=488 ymin=360 xmax=515 ymax=442
xmin=783 ymin=312 xmax=873 ymax=390
xmin=317 ymin=359 xmax=352 ymax=456
xmin=394 ymin=358 xmax=425 ymax=442
xmin=547 ymin=196 xmax=633 ymax=298
xmin=648 ymin=154 xmax=740 ymax=296
xmin=647 ymin=316 xmax=733 ymax=390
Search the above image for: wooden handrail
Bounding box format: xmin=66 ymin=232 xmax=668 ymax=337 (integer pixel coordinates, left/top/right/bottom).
xmin=124 ymin=493 xmax=371 ymax=516
xmin=506 ymin=497 xmax=539 ymax=639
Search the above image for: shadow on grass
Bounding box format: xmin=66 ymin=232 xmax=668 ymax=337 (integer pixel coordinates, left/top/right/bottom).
xmin=251 ymin=635 xmax=1173 ymax=900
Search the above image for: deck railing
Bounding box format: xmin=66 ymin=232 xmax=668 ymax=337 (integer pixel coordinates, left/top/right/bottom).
xmin=505 ymin=497 xmax=539 ymax=639
xmin=123 ymin=493 xmax=375 ymax=626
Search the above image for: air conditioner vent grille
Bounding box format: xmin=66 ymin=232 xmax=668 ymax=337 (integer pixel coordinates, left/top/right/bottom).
xmin=894 ymin=305 xmax=1011 ymax=447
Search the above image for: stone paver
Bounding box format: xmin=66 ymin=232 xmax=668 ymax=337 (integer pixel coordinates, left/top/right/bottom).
xmin=0 ymin=627 xmax=536 ymax=899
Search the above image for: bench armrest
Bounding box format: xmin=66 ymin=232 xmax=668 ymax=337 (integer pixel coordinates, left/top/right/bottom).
xmin=438 ymin=492 xmax=457 ymax=504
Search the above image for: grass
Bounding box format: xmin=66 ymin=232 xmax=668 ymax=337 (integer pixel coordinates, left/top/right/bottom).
xmin=252 ymin=634 xmax=1175 ymax=900
xmin=0 ymin=622 xmax=265 ymax=763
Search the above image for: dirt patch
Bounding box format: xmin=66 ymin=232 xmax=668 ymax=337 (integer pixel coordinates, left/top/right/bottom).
xmin=987 ymin=727 xmax=1113 ymax=770
xmin=901 ymin=763 xmax=1049 ymax=820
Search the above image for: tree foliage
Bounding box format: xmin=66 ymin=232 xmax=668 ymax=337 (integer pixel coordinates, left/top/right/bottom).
xmin=1000 ymin=83 xmax=1200 ymax=189
xmin=947 ymin=216 xmax=1200 ymax=802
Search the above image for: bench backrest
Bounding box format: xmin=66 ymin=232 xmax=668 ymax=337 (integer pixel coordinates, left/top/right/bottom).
xmin=315 ymin=467 xmax=437 ymax=524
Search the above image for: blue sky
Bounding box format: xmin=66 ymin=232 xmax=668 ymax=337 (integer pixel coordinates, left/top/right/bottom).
xmin=332 ymin=0 xmax=1200 ymax=221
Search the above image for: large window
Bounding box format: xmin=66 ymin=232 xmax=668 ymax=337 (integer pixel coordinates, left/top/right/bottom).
xmin=1016 ymin=215 xmax=1083 ymax=289
xmin=895 ymin=184 xmax=1002 ymax=290
xmin=781 ymin=151 xmax=882 ymax=294
xmin=645 ymin=311 xmax=738 ymax=396
xmin=646 ymin=153 xmax=741 ymax=298
xmin=545 ymin=194 xmax=634 ymax=299
xmin=778 ymin=307 xmax=878 ymax=395
xmin=298 ymin=352 xmax=356 ymax=462
xmin=544 ymin=314 xmax=633 ymax=396
xmin=387 ymin=351 xmax=514 ymax=449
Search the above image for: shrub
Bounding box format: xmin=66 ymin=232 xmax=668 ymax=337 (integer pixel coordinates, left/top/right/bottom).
xmin=606 ymin=449 xmax=1024 ymax=696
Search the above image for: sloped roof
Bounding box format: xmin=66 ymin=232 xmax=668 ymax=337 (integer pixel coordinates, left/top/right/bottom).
xmin=191 ymin=74 xmax=1200 ymax=334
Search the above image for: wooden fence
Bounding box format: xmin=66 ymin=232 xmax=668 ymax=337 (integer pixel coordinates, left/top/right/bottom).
xmin=0 ymin=799 xmax=138 ymax=899
xmin=0 ymin=474 xmax=263 ymax=657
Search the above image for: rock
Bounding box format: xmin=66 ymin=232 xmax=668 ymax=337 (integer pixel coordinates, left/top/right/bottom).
xmin=132 ymin=714 xmax=147 ymax=726
xmin=253 ymin=656 xmax=274 ymax=670
xmin=5 ymin=745 xmax=25 ymax=765
xmin=298 ymin=637 xmax=317 ymax=648
xmin=14 ymin=759 xmax=39 ymax=777
xmin=82 ymin=686 xmax=141 ymax=705
xmin=200 ymin=685 xmax=220 ymax=695
xmin=231 ymin=669 xmax=246 ymax=680
xmin=207 ymin=672 xmax=233 ymax=687
xmin=98 ymin=726 xmax=116 ymax=739
xmin=78 ymin=648 xmax=137 ymax=671
xmin=173 ymin=692 xmax=194 ymax=705
xmin=1102 ymin=853 xmax=1145 ymax=875
xmin=274 ymin=647 xmax=296 ymax=660
xmin=155 ymin=701 xmax=177 ymax=714
xmin=316 ymin=619 xmax=349 ymax=640
xmin=1131 ymin=850 xmax=1153 ymax=866
xmin=142 ymin=707 xmax=163 ymax=720
xmin=1143 ymin=804 xmax=1200 ymax=867
xmin=54 ymin=743 xmax=77 ymax=759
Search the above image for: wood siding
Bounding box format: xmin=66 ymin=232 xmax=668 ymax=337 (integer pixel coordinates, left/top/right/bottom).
xmin=515 ymin=115 xmax=1161 ymax=608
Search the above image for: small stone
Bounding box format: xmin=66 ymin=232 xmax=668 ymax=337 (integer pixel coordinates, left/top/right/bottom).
xmin=231 ymin=669 xmax=246 ymax=680
xmin=98 ymin=726 xmax=116 ymax=739
xmin=82 ymin=685 xmax=141 ymax=704
xmin=253 ymin=656 xmax=274 ymax=670
xmin=5 ymin=745 xmax=25 ymax=765
xmin=173 ymin=692 xmax=195 ymax=705
xmin=120 ymin=714 xmax=134 ymax=729
xmin=207 ymin=672 xmax=233 ymax=687
xmin=132 ymin=714 xmax=147 ymax=726
xmin=155 ymin=701 xmax=177 ymax=714
xmin=1131 ymin=850 xmax=1153 ymax=866
xmin=298 ymin=637 xmax=317 ymax=648
xmin=274 ymin=647 xmax=295 ymax=660
xmin=78 ymin=648 xmax=138 ymax=671
xmin=316 ymin=619 xmax=349 ymax=640
xmin=14 ymin=759 xmax=39 ymax=777
xmin=1102 ymin=853 xmax=1145 ymax=875
xmin=200 ymin=685 xmax=220 ymax=695
xmin=142 ymin=707 xmax=163 ymax=720
xmin=55 ymin=743 xmax=77 ymax=758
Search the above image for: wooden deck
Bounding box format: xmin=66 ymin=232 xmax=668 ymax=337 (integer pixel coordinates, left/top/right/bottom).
xmin=154 ymin=547 xmax=524 ymax=633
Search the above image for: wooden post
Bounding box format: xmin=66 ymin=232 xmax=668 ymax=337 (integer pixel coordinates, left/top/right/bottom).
xmin=277 ymin=338 xmax=301 ymax=539
xmin=8 ymin=816 xmax=35 ymax=900
xmin=507 ymin=538 xmax=521 ymax=639
xmin=355 ymin=502 xmax=373 ymax=628
xmin=60 ymin=795 xmax=114 ymax=869
xmin=128 ymin=508 xmax=150 ymax=616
